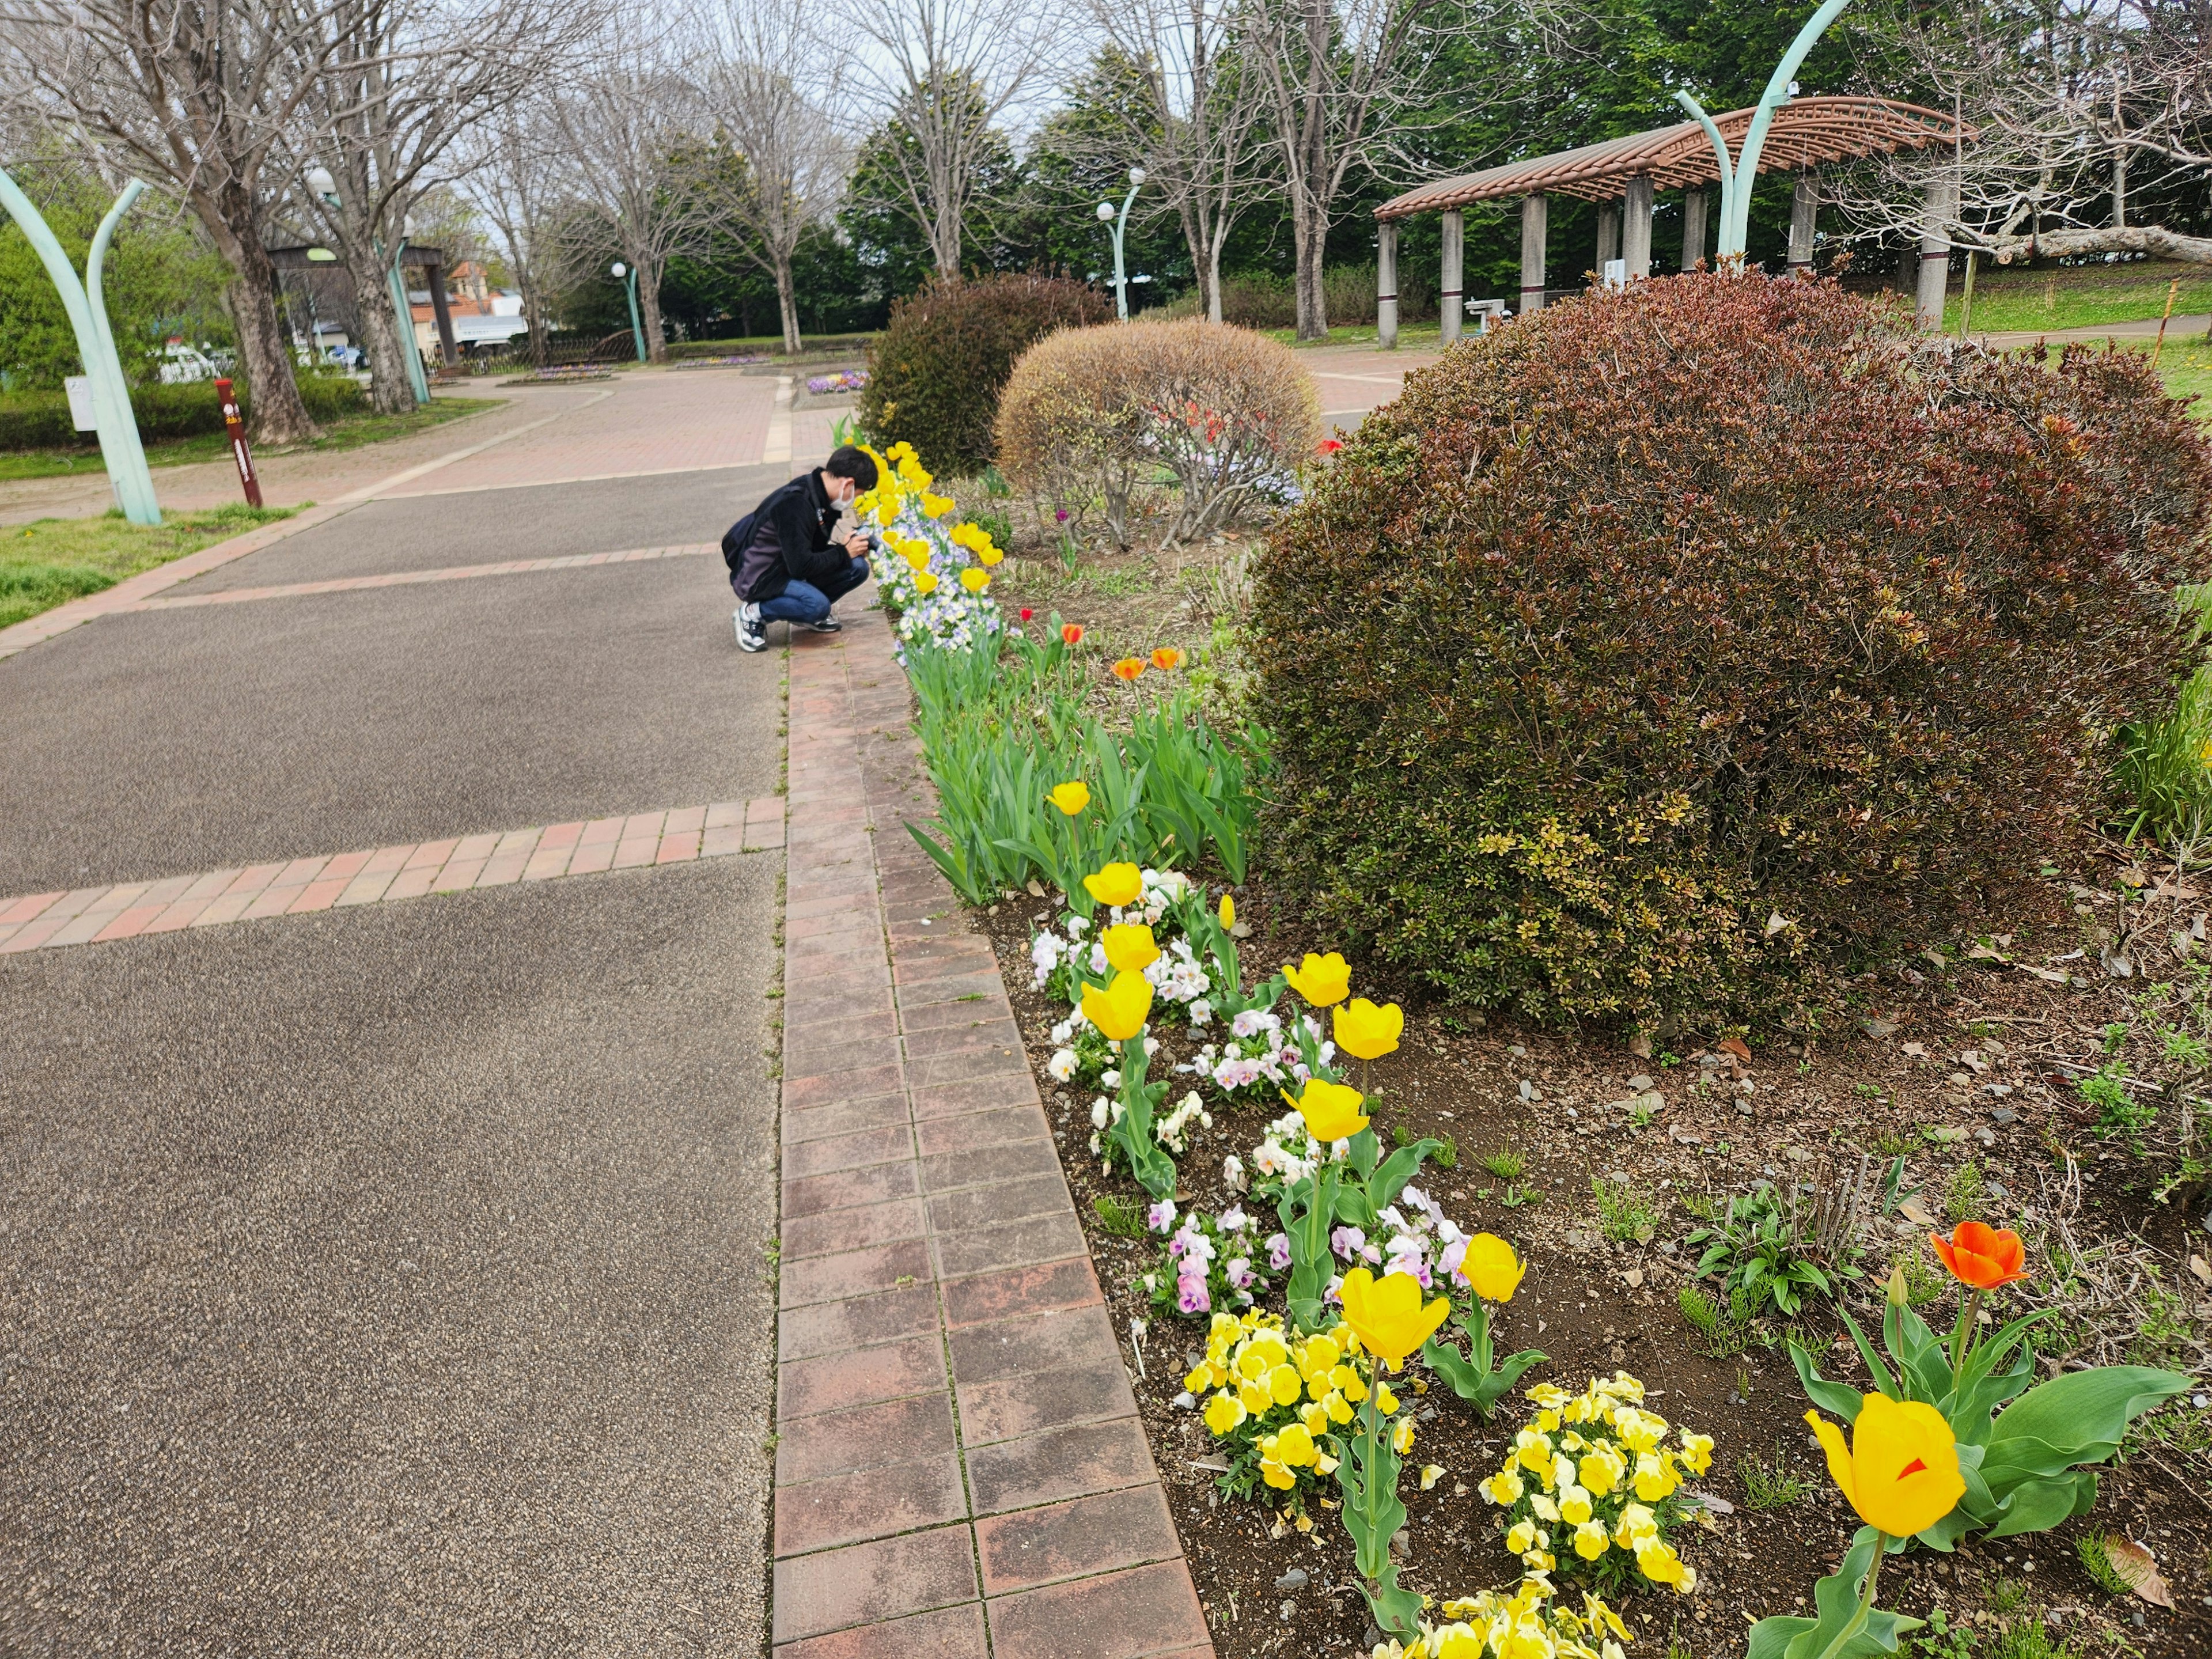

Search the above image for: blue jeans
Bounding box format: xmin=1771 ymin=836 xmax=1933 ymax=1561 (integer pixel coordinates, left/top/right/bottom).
xmin=757 ymin=556 xmax=869 ymax=624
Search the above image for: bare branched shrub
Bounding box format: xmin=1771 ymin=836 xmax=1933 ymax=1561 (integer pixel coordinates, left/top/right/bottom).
xmin=995 ymin=318 xmax=1320 ymax=548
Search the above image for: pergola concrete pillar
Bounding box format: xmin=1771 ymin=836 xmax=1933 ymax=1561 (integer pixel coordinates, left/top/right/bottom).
xmin=1682 ymin=187 xmax=1709 ymax=270
xmin=1916 ymin=176 xmax=1956 ymax=331
xmin=1788 ymin=172 xmax=1819 ymax=275
xmin=1440 ymin=209 xmax=1464 ymax=346
xmin=1377 ymin=220 xmax=1399 ymax=350
xmin=1622 ymin=173 xmax=1654 ymax=279
xmin=1595 ymin=204 xmax=1619 ymax=274
xmin=1518 ymin=194 xmax=1547 ymax=314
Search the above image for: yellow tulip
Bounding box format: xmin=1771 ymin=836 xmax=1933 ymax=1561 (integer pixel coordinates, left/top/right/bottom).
xmin=1101 ymin=923 xmax=1161 ymax=974
xmin=1805 ymin=1395 xmax=1965 ymax=1539
xmin=1283 ymin=1077 xmax=1368 ymax=1143
xmin=1331 ymin=996 xmax=1403 ymax=1060
xmin=979 ymin=546 xmax=1004 ymax=566
xmin=899 ymin=542 xmax=929 ymax=572
xmin=1080 ymin=969 xmax=1153 ymax=1043
xmin=1336 ymin=1267 xmax=1452 ymax=1369
xmin=920 ymin=491 xmax=953 ymax=518
xmin=1049 ymin=781 xmax=1090 ymax=816
xmin=1218 ymin=891 xmax=1234 ymax=929
xmin=1460 ymin=1232 xmax=1527 ymax=1302
xmin=912 ymin=569 xmax=938 ymax=595
xmin=1282 ymin=951 xmax=1351 ymax=1007
xmin=960 ymin=567 xmax=988 ymax=592
xmin=1082 ymin=862 xmax=1143 ymax=907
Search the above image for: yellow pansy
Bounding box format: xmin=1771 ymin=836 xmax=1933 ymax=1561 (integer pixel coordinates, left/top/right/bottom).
xmin=1203 ymin=1392 xmax=1247 ymax=1435
xmin=1268 ymin=1365 xmax=1303 ymax=1407
xmin=1677 ymin=1431 xmax=1715 ymax=1475
xmin=1633 ymin=1452 xmax=1678 ymax=1503
xmin=1374 ymin=1381 xmax=1398 ymax=1415
xmin=1238 ymin=1378 xmax=1272 ymax=1415
xmin=1514 ymin=1429 xmax=1554 ymax=1475
xmin=1504 ymin=1520 xmax=1539 ymax=1554
xmin=1392 ymin=1417 xmax=1416 ymax=1455
xmin=1578 ymin=1445 xmax=1625 ymax=1495
xmin=1573 ymin=1519 xmax=1612 ymax=1560
xmin=1558 ymin=1485 xmax=1593 ymax=1526
xmin=1480 ymin=1468 xmax=1525 ymax=1506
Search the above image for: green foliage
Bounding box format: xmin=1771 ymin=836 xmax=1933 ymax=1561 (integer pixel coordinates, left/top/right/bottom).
xmin=861 ymin=272 xmax=1109 ymax=473
xmin=903 ymin=624 xmax=1270 ymax=906
xmin=1479 ymin=1146 xmax=1527 ymax=1181
xmin=2074 ymin=1533 xmax=2133 ymax=1597
xmin=2078 ymin=1064 xmax=2157 ymax=1142
xmin=1736 ymin=1440 xmax=1811 ymax=1510
xmin=0 ymin=373 xmax=365 ymax=452
xmin=1687 ymin=1181 xmax=1857 ymax=1318
xmin=1677 ymin=1282 xmax=1756 ymax=1358
xmin=0 ymin=559 xmax=112 ymax=628
xmin=1092 ymin=1194 xmax=1145 ymax=1237
xmin=0 ymin=157 xmax=232 ymax=391
xmin=1251 ymin=275 xmax=2212 ymax=1028
xmin=1590 ymin=1175 xmax=1660 ymax=1243
xmin=1423 ymin=1298 xmax=1547 ymax=1420
xmin=1747 ymin=1527 xmax=1925 ymax=1659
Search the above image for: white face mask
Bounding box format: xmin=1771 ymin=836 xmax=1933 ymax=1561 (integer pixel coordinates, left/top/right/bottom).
xmin=825 ymin=479 xmax=851 ymax=513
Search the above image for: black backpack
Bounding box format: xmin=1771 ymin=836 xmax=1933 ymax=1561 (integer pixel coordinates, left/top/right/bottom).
xmin=721 ymin=505 xmax=762 ymax=572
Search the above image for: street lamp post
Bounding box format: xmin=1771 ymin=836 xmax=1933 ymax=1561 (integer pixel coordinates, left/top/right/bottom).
xmin=0 ymin=162 xmax=161 ymax=524
xmin=307 ymin=165 xmax=430 ymax=407
xmin=611 ymin=262 xmax=646 ymax=362
xmin=1096 ymin=167 xmax=1146 ymax=321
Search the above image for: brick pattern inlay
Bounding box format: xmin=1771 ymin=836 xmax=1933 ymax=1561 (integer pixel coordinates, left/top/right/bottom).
xmin=0 ymin=796 xmax=786 ymax=956
xmin=771 ymin=603 xmax=1212 ymax=1659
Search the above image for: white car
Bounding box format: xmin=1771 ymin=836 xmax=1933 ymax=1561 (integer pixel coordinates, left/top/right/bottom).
xmin=157 ymin=343 xmax=221 ymax=384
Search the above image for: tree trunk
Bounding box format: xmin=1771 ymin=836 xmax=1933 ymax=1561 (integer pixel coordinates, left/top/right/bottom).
xmin=638 ymin=261 xmax=668 ymax=361
xmin=347 ymin=248 xmax=420 ymax=415
xmin=229 ymin=236 xmax=319 ymax=445
xmin=775 ymin=249 xmax=802 ymax=354
xmin=1292 ymin=191 xmax=1327 ymax=339
xmin=1986 ymin=224 xmax=2212 ymax=265
xmin=1176 ymin=194 xmax=1213 ymax=323
xmin=1207 ymin=232 xmax=1226 ymax=324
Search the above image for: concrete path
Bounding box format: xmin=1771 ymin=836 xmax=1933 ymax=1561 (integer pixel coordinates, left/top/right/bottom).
xmin=0 ymin=429 xmax=798 ymax=1650
xmin=770 ymin=608 xmax=1211 ymax=1659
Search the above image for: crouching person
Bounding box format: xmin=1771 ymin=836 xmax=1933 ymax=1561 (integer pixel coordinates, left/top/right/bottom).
xmin=729 ymin=445 xmax=878 ymax=653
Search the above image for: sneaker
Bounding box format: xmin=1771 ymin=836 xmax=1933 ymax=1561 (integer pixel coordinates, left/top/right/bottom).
xmin=798 ymin=615 xmax=842 ymax=634
xmin=735 ymin=603 xmax=766 ymax=653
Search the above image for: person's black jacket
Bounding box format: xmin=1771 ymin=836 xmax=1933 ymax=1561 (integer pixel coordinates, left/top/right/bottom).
xmin=732 ymin=471 xmax=854 ymax=603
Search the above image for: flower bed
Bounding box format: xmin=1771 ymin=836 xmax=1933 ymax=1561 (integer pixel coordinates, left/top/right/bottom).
xmin=806 ymin=369 xmax=867 ymax=395
xmin=865 ymin=458 xmax=2210 ymax=1659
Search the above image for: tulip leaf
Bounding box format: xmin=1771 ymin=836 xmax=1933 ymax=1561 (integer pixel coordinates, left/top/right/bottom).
xmin=1984 ymin=1366 xmax=2189 ymax=1471
xmin=1788 ymin=1337 xmax=1869 ymax=1423
xmin=1752 ymin=1528 xmax=1923 ymax=1659
xmin=1366 ymin=1140 xmax=1442 ymax=1211
xmin=1423 ymin=1334 xmax=1546 ymax=1419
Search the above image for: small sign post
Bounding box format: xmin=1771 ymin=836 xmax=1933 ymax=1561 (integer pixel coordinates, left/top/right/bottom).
xmin=215 ymin=378 xmax=262 ymax=507
xmin=63 ymin=374 xmax=97 ymax=432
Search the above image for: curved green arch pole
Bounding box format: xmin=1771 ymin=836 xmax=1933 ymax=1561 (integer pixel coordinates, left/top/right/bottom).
xmin=1674 ymin=0 xmax=1853 ymax=264
xmin=0 ymin=164 xmax=161 ymax=524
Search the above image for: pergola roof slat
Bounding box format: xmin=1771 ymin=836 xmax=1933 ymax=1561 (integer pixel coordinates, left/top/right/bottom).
xmin=1375 ymin=96 xmax=1969 ymax=219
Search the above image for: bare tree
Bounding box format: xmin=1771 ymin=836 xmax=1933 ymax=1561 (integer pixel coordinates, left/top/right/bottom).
xmin=704 ymin=0 xmax=850 ymax=353
xmin=282 ymin=0 xmax=588 ymax=411
xmin=456 ymin=101 xmax=566 ymax=363
xmin=1835 ymin=0 xmax=2212 ymax=267
xmin=0 ymin=0 xmax=361 ymax=441
xmin=1088 ymin=0 xmax=1270 ymax=323
xmin=827 ymin=0 xmax=1057 ymax=277
xmin=546 ymin=35 xmax=722 ymax=359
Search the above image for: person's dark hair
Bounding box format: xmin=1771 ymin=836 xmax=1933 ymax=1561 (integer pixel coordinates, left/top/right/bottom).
xmin=825 ymin=445 xmax=878 ymax=489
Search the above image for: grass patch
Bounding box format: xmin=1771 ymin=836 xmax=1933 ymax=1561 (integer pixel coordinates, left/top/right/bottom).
xmin=1949 ymin=258 xmax=2212 ymax=334
xmin=1677 ymin=1282 xmax=1755 ymax=1358
xmin=0 ymin=396 xmax=502 ymax=481
xmin=1093 ymin=1194 xmax=1146 ymax=1237
xmin=1479 ymin=1146 xmax=1527 ymax=1181
xmin=1590 ymin=1175 xmax=1660 ymax=1242
xmin=2073 ymin=1532 xmax=2132 ymax=1597
xmin=1736 ymin=1440 xmax=1810 ymax=1510
xmin=0 ymin=503 xmax=297 ymax=627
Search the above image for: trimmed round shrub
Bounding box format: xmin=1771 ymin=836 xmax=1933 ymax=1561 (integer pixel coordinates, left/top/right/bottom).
xmin=996 ymin=317 xmax=1321 ymax=546
xmin=1251 ymin=273 xmax=2212 ymax=1029
xmin=861 ymin=274 xmax=1109 ymax=474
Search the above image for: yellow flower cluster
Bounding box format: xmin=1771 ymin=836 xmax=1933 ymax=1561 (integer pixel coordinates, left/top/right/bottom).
xmin=1188 ymin=1309 xmax=1414 ymax=1494
xmin=886 ymin=440 xmax=931 ymax=491
xmin=949 ymin=520 xmax=1004 ymax=565
xmin=1366 ymin=1577 xmax=1630 ymax=1659
xmin=884 ymin=529 xmax=933 ymax=571
xmin=1476 ymin=1374 xmax=1709 ymax=1595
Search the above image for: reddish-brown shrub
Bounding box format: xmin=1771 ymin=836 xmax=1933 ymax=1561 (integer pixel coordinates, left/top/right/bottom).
xmin=861 ymin=274 xmax=1110 ymax=474
xmin=1251 ymin=273 xmax=2212 ymax=1029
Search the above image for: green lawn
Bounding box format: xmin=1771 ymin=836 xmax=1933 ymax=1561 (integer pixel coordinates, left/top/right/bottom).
xmin=1949 ymin=259 xmax=2212 ymax=335
xmin=0 ymin=503 xmax=298 ymax=628
xmin=0 ymin=396 xmax=503 ymax=483
xmin=2131 ymin=334 xmax=2212 ymax=419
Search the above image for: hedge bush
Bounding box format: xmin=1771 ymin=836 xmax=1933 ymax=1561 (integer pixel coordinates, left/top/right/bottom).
xmin=995 ymin=317 xmax=1320 ymax=545
xmin=1251 ymin=273 xmax=2212 ymax=1029
xmin=0 ymin=374 xmax=367 ymax=452
xmin=861 ymin=274 xmax=1109 ymax=474
xmin=1158 ymin=265 xmax=1435 ymax=329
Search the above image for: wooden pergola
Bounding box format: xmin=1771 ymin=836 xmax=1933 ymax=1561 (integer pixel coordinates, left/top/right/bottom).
xmin=1370 ymin=96 xmax=1972 ymax=345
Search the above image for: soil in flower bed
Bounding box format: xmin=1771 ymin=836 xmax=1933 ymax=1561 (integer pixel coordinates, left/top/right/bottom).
xmin=953 ymin=877 xmax=2212 ymax=1658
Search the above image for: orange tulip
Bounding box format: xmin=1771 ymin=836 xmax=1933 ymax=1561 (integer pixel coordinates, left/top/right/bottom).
xmin=1061 ymin=623 xmax=1084 ymax=645
xmin=1929 ymin=1221 xmax=2028 ymax=1290
xmin=1111 ymin=657 xmax=1147 ymax=683
xmin=1150 ymin=647 xmax=1182 ymax=671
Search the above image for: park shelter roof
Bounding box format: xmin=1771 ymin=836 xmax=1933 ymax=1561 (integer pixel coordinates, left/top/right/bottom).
xmin=1374 ymin=96 xmax=1969 ymax=220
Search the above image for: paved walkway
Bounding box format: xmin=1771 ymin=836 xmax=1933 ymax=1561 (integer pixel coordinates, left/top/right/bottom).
xmin=771 ymin=606 xmax=1212 ymax=1659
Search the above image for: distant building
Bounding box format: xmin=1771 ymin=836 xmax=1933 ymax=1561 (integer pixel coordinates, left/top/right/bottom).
xmin=408 ymin=262 xmax=529 ymax=353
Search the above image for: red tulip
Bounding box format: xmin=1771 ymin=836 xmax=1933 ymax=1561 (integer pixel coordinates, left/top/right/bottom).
xmin=1062 ymin=623 xmax=1084 ymax=645
xmin=1929 ymin=1221 xmax=2028 ymax=1290
xmin=1019 ymin=608 xmax=1034 ymax=622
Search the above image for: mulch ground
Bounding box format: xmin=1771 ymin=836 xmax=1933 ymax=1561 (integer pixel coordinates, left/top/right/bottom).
xmin=964 ymin=872 xmax=2212 ymax=1659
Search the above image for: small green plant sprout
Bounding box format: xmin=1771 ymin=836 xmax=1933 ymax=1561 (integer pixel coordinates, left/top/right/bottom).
xmin=2079 ymin=1063 xmax=2157 ymax=1143
xmin=1736 ymin=1440 xmax=1810 ymax=1510
xmin=1480 ymin=1146 xmax=1527 ymax=1181
xmin=1943 ymin=1160 xmax=1991 ymax=1226
xmin=1676 ymin=1283 xmax=1753 ymax=1358
xmin=1590 ymin=1173 xmax=1660 ymax=1243
xmin=1685 ymin=1180 xmax=1858 ymax=1318
xmin=2074 ymin=1533 xmax=2133 ymax=1597
xmin=2101 ymin=1021 xmax=2131 ymax=1054
xmin=1093 ymin=1194 xmax=1146 ymax=1237
xmin=2161 ymin=1024 xmax=2210 ymax=1067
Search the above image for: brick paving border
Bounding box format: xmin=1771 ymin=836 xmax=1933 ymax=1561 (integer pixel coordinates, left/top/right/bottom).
xmin=0 ymin=796 xmax=786 ymax=955
xmin=771 ymin=602 xmax=1214 ymax=1659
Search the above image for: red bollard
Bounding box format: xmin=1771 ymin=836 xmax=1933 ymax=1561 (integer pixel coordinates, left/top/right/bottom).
xmin=215 ymin=377 xmax=263 ymax=507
